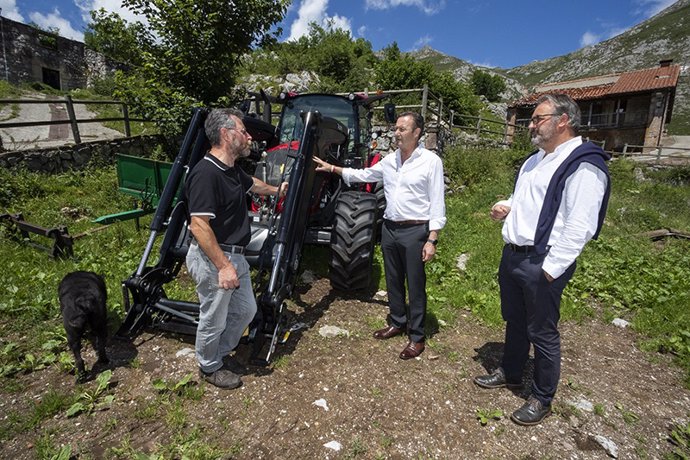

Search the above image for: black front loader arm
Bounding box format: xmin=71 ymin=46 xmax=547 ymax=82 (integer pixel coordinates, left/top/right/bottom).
xmin=116 ymin=108 xmax=348 ymax=365
xmin=117 ymin=108 xmax=209 ymax=338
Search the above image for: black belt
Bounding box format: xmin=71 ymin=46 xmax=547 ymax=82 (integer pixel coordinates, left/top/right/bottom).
xmin=385 ymin=219 xmax=428 ymax=226
xmin=506 ymin=243 xmax=537 ymax=254
xmin=191 ymin=240 xmax=245 ymax=255
xmin=219 ymin=243 xmax=245 ymax=255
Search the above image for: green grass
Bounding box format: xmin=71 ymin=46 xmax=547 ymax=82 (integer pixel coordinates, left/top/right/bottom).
xmin=0 ymin=80 xmax=23 ymax=123
xmin=1 ymin=148 xmax=690 ymax=390
xmin=425 ymin=146 xmax=690 ymax=380
xmin=0 ymin=389 xmax=76 ymax=442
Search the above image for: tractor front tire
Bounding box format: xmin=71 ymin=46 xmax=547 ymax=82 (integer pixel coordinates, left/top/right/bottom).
xmin=329 ymin=191 xmax=377 ymax=291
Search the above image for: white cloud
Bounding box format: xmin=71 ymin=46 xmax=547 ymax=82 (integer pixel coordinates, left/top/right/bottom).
xmin=0 ymin=0 xmax=24 ymax=22
xmin=76 ymin=0 xmax=148 ymax=27
xmin=580 ymin=31 xmax=600 ymax=47
xmin=635 ymin=0 xmax=676 ymax=18
xmin=357 ymin=25 xmax=367 ymax=37
xmin=365 ymin=0 xmax=446 ymax=15
xmin=28 ymin=9 xmax=84 ymax=41
xmin=411 ymin=34 xmax=432 ymax=50
xmin=287 ymin=0 xmax=352 ymax=41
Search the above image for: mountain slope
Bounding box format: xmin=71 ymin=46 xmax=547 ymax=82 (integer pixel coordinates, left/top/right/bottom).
xmin=504 ymin=0 xmax=690 ymax=134
xmin=505 ymin=0 xmax=690 ymax=87
xmin=409 ymin=46 xmax=526 ymax=103
xmin=411 ymin=0 xmax=690 ymax=134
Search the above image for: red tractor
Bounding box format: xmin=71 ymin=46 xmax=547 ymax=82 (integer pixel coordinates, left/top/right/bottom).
xmin=117 ymin=91 xmax=394 ymax=363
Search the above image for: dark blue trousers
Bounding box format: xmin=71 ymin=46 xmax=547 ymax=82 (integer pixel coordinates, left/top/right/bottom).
xmin=499 ymin=245 xmax=576 ymax=406
xmin=381 ymin=221 xmax=428 ymax=343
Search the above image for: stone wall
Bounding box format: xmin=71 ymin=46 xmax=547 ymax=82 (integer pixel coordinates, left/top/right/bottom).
xmin=371 ymin=124 xmax=441 ymax=157
xmin=0 ymin=135 xmax=162 ymax=173
xmin=0 ymin=15 xmax=121 ymax=90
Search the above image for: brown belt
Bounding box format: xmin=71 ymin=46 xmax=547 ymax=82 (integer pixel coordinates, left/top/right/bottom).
xmin=385 ymin=219 xmax=428 ymax=226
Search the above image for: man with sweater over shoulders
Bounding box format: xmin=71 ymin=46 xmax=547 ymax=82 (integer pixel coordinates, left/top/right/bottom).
xmin=474 ymin=94 xmax=611 ymax=425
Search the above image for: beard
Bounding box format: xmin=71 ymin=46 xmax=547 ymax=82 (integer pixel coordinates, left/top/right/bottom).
xmin=530 ymin=119 xmax=557 ymax=149
xmin=232 ymin=137 xmax=251 ymax=157
xmin=530 ymin=132 xmax=543 ymax=147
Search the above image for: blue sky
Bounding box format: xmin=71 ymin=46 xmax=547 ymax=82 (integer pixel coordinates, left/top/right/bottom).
xmin=1 ymin=0 xmax=678 ymax=69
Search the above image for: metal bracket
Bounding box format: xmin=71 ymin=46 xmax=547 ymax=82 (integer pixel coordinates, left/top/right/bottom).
xmin=1 ymin=213 xmax=74 ymax=258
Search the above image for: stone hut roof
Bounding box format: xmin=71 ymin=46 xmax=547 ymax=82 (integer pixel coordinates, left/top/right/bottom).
xmin=510 ymin=62 xmax=681 ymax=108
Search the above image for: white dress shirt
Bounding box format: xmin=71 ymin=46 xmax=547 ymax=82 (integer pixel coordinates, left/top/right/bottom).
xmin=341 ymin=145 xmax=446 ymax=231
xmin=496 ymin=136 xmax=608 ymax=279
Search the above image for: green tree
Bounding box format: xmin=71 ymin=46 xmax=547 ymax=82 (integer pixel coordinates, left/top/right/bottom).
xmin=87 ymin=0 xmax=289 ymax=146
xmin=84 ymin=9 xmax=152 ymax=66
xmin=375 ymin=46 xmax=480 ymax=118
xmin=300 ymin=23 xmax=375 ymax=92
xmin=241 ymin=22 xmax=376 ymax=93
xmin=470 ymin=69 xmax=506 ymax=102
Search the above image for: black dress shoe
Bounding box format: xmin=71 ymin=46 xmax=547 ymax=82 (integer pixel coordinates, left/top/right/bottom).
xmin=399 ymin=341 xmax=425 ymax=359
xmin=373 ymin=325 xmax=406 ymax=340
xmin=473 ymin=367 xmax=522 ymax=389
xmin=511 ymin=396 xmax=551 ymax=426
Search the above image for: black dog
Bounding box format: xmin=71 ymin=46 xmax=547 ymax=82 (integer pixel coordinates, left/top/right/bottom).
xmin=58 ymin=271 xmax=109 ymax=382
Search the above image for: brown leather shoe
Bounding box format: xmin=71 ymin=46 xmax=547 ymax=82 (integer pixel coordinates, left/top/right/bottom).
xmin=399 ymin=341 xmax=425 ymax=360
xmin=373 ymin=325 xmax=406 ymax=340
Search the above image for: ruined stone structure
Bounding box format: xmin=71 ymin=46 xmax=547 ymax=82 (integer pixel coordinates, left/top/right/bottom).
xmin=0 ymin=15 xmax=122 ymax=91
xmin=0 ymin=135 xmax=161 ymax=173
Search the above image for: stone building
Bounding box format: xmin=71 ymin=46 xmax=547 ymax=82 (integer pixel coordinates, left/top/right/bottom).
xmin=505 ymin=61 xmax=681 ymax=151
xmin=0 ymin=14 xmax=121 ymax=90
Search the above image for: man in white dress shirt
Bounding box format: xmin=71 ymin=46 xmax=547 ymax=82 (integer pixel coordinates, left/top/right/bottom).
xmin=473 ymin=94 xmax=611 ymax=425
xmin=313 ymin=112 xmax=446 ymax=360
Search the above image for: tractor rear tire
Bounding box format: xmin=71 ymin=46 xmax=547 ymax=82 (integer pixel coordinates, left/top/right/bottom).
xmin=329 ymin=191 xmax=377 ymax=291
xmin=373 ymin=181 xmax=385 ymax=240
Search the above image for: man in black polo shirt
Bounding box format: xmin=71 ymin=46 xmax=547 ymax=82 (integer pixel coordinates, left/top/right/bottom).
xmin=186 ymin=108 xmax=286 ymax=389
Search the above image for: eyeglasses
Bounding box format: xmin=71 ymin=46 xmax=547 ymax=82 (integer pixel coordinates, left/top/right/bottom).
xmin=529 ymin=113 xmax=561 ymax=125
xmin=224 ymin=126 xmax=249 ymax=136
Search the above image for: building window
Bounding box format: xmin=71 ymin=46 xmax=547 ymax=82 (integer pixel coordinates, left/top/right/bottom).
xmin=42 ymin=68 xmax=61 ymax=90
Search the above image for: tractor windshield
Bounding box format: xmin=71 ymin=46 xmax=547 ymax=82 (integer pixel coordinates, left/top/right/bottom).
xmin=278 ymin=95 xmax=357 ymax=151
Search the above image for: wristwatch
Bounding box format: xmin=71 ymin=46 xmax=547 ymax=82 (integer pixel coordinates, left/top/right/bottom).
xmin=427 ymin=239 xmax=438 ymax=246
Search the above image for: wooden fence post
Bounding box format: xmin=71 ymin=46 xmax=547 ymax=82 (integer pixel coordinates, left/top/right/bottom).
xmin=64 ymin=95 xmax=81 ymax=144
xmin=421 ymin=84 xmax=428 ymax=121
xmin=476 ymin=118 xmax=481 ymax=136
xmin=623 ymin=144 xmax=628 ymax=156
xmin=123 ymin=103 xmax=131 ymax=137
xmin=438 ymin=96 xmax=443 ymax=125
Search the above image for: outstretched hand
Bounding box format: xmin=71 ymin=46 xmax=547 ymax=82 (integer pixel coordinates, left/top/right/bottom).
xmin=313 ymin=157 xmax=333 ymax=173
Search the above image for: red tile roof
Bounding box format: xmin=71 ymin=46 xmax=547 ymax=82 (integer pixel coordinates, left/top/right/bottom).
xmin=510 ymin=64 xmax=681 ymax=108
xmin=513 ymin=84 xmax=614 ymax=107
xmin=609 ymin=64 xmax=680 ymax=94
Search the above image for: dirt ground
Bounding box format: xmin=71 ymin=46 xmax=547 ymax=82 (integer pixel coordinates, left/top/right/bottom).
xmin=1 ymin=276 xmax=689 ymax=459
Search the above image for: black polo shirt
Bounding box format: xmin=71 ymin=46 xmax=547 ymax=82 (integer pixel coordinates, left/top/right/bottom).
xmin=186 ymin=154 xmax=254 ymax=246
